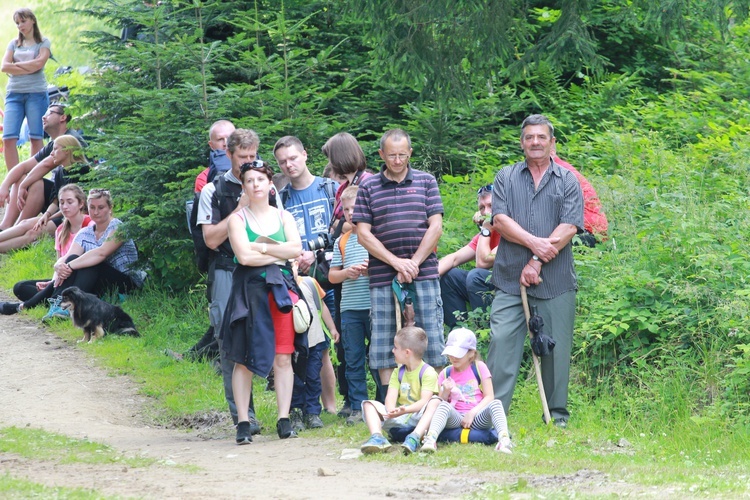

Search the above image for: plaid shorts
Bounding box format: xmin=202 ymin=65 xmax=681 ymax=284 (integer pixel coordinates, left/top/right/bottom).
xmin=369 ymin=279 xmax=445 ymax=369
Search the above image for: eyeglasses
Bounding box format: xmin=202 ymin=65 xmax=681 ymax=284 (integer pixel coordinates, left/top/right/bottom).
xmin=477 ymin=184 xmax=492 ymax=196
xmin=88 ymin=188 xmax=111 ymax=197
xmin=44 ymin=109 xmax=64 ymax=117
xmin=386 ymin=154 xmax=410 ymax=162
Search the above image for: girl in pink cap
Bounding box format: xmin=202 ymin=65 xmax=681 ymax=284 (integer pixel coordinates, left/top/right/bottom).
xmin=420 ymin=328 xmax=512 ymax=453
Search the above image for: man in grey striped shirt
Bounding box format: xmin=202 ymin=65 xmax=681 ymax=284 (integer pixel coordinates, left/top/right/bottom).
xmin=487 ymin=114 xmax=584 ymax=427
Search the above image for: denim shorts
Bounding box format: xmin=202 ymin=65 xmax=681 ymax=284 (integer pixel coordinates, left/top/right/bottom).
xmin=3 ymin=91 xmax=49 ymax=140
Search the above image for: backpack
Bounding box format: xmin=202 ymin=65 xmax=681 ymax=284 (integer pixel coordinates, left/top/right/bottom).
xmin=206 ymin=149 xmax=232 ymax=184
xmin=279 ymin=176 xmax=337 ymax=211
xmin=337 ymin=230 xmax=352 ymax=262
xmin=445 ymin=362 xmax=482 ymax=386
xmin=398 ymin=363 xmax=429 ymax=386
xmin=187 ymin=175 xmax=240 ymax=273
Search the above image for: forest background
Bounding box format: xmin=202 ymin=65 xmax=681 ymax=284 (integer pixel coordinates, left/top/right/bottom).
xmin=0 ymin=0 xmax=749 ymax=492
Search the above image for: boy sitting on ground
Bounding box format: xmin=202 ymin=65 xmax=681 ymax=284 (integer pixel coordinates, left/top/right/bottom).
xmin=360 ymin=326 xmax=441 ymax=454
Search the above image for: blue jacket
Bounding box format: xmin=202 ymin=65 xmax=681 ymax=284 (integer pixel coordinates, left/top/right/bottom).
xmin=221 ymin=264 xmax=306 ymax=377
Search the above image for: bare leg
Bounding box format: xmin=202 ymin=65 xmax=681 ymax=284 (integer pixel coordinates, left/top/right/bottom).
xmin=362 ymin=400 xmax=384 ymax=435
xmin=411 ymin=396 xmax=441 ymax=438
xmin=274 ymin=353 xmax=294 ymax=419
xmin=0 ymin=184 xmax=22 ymax=229
xmin=379 ymin=367 xmax=394 ymax=386
xmin=0 ymin=217 xmax=38 ymax=243
xmin=232 ymin=363 xmax=254 ymax=423
xmin=3 ymin=139 xmax=19 ymax=171
xmin=320 ymin=349 xmax=337 ymax=412
xmin=30 ymin=138 xmax=43 ymax=157
xmin=18 ymin=180 xmax=45 ymax=222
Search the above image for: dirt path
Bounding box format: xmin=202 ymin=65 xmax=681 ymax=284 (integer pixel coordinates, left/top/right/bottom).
xmin=1 ymin=311 xmax=522 ymax=499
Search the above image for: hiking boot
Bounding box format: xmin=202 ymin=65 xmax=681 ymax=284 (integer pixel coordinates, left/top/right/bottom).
xmin=401 ymin=432 xmax=421 ymax=455
xmin=360 ymin=433 xmax=391 ymax=454
xmin=276 ymin=418 xmax=298 ymax=439
xmin=247 ymin=415 xmax=261 ymax=435
xmin=304 ymin=413 xmax=324 ymax=429
xmin=345 ymin=410 xmax=363 ymax=426
xmin=42 ymin=297 xmax=69 ymax=323
xmin=495 ymin=435 xmax=513 ymax=454
xmin=336 ymin=403 xmax=352 ymax=418
xmin=290 ymin=408 xmax=305 ymax=432
xmin=554 ymin=418 xmax=568 ymax=429
xmin=420 ymin=432 xmax=438 ymax=453
xmin=235 ymin=421 xmax=252 ymax=445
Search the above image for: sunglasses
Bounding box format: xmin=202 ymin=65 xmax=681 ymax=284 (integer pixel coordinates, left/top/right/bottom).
xmin=240 ymin=160 xmax=271 ymax=175
xmin=477 ymin=184 xmax=492 ymax=196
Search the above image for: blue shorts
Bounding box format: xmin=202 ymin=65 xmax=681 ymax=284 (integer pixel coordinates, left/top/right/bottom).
xmin=3 ymin=91 xmax=49 ymax=140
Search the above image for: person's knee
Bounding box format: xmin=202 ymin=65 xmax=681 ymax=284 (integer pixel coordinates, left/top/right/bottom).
xmin=488 ymin=398 xmax=505 ymax=413
xmin=467 ymin=268 xmax=490 ymax=290
xmin=274 ymin=353 xmax=292 ymax=369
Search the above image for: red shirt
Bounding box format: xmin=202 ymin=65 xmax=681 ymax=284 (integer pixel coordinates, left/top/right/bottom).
xmin=554 ymin=155 xmax=608 ymax=235
xmin=194 ymin=168 xmax=209 ymax=193
xmin=468 ymin=230 xmax=500 ymax=252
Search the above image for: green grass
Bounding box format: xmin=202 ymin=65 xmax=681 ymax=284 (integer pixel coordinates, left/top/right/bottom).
xmin=0 ymin=474 xmax=110 ymax=500
xmin=0 ymin=426 xmax=152 ymax=468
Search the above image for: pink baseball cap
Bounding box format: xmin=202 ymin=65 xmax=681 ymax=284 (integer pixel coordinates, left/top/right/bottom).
xmin=441 ymin=328 xmax=477 ymax=358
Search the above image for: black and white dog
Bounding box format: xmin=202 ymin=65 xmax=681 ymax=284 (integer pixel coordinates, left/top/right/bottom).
xmin=59 ymin=287 xmax=139 ymax=343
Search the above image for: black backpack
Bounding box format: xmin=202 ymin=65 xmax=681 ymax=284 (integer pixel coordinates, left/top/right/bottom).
xmin=188 ymin=176 xmax=236 ymax=273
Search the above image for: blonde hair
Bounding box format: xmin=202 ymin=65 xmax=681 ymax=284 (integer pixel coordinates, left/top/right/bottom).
xmin=57 ymin=184 xmax=87 ymax=251
xmin=53 ymin=135 xmax=85 ymax=166
xmin=396 ymin=326 xmax=428 ymax=359
xmin=340 ymin=185 xmax=359 ymax=202
xmin=88 ymin=189 xmax=113 ymax=208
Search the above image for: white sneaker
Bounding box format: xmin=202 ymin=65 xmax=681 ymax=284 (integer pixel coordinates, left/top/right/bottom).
xmin=495 ymin=435 xmax=513 ymax=454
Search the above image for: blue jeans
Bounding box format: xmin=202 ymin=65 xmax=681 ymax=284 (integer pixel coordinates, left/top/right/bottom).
xmin=3 ymin=91 xmax=49 ymax=139
xmin=292 ymin=340 xmax=326 ymax=415
xmin=440 ymin=267 xmax=496 ymax=327
xmin=341 ymin=309 xmax=372 ymax=411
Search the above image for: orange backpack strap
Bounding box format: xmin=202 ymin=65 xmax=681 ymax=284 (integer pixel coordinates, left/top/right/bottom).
xmin=338 ymin=230 xmax=352 ymax=261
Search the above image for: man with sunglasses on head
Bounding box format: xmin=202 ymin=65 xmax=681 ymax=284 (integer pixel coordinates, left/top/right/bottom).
xmin=438 ymin=183 xmax=500 ymax=327
xmin=0 ymin=103 xmax=86 ymax=229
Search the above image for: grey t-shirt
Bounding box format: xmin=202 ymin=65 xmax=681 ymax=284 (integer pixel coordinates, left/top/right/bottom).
xmin=5 ymin=38 xmax=51 ymax=93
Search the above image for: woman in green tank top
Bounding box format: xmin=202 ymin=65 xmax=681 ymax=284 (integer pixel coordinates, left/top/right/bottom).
xmin=227 ymin=160 xmax=302 ymax=443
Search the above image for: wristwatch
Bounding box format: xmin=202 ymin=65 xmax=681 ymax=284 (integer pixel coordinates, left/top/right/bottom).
xmin=480 ymin=228 xmax=491 ymax=237
xmin=532 ymin=254 xmax=540 ymax=262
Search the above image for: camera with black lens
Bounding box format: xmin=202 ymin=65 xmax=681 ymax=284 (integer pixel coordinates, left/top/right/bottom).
xmin=307 ymin=232 xmax=333 ymax=252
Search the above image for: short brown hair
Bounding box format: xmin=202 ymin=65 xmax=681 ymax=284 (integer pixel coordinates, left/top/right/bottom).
xmin=273 ymin=136 xmax=305 ymax=156
xmin=396 ymin=326 xmax=428 ymax=358
xmin=322 ymin=132 xmax=367 ymax=177
xmin=227 ymin=129 xmax=259 ymax=154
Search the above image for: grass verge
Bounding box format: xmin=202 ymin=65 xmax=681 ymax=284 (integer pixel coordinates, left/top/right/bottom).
xmin=0 ymin=426 xmax=152 ymax=467
xmin=0 ymin=474 xmax=108 ymax=500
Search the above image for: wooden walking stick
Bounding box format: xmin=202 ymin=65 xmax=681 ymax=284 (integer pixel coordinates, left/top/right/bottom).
xmin=521 ymin=285 xmax=552 ymax=425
